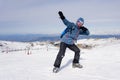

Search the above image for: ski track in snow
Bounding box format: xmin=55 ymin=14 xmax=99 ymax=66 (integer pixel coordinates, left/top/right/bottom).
xmin=0 ymin=38 xmax=120 ymax=80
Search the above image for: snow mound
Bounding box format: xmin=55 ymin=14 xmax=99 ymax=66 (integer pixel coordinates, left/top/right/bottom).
xmin=77 ymin=38 xmax=120 ymax=49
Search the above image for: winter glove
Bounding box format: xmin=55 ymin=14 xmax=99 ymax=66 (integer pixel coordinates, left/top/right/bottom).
xmin=79 ymin=26 xmax=90 ymax=35
xmin=58 ymin=11 xmax=65 ymax=20
xmin=80 ymin=26 xmax=88 ymax=32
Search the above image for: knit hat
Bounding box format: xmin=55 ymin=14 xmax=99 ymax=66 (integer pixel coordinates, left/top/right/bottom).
xmin=77 ymin=17 xmax=84 ymax=24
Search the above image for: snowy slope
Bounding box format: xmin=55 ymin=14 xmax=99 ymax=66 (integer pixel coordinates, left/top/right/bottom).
xmin=0 ymin=38 xmax=120 ymax=80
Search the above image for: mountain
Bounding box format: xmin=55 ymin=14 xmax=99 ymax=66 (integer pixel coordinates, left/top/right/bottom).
xmin=0 ymin=34 xmax=60 ymax=42
xmin=0 ymin=34 xmax=120 ymax=42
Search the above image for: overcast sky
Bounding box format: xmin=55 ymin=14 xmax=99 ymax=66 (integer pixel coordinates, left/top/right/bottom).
xmin=0 ymin=0 xmax=120 ymax=35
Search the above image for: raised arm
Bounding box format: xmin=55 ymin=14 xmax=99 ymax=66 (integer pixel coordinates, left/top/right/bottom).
xmin=58 ymin=11 xmax=73 ymax=27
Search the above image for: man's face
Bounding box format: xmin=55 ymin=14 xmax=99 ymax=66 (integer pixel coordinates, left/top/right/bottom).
xmin=77 ymin=21 xmax=83 ymax=28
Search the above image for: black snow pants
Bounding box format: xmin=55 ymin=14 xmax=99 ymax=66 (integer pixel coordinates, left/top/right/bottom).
xmin=54 ymin=42 xmax=80 ymax=68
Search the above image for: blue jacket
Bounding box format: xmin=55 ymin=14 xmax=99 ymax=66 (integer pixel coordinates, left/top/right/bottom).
xmin=61 ymin=19 xmax=90 ymax=45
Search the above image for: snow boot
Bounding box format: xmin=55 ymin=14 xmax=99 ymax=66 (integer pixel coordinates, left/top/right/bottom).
xmin=53 ymin=67 xmax=59 ymax=73
xmin=72 ymin=63 xmax=83 ymax=68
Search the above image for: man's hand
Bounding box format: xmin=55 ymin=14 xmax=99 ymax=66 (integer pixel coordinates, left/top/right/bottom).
xmin=58 ymin=11 xmax=65 ymax=20
xmin=80 ymin=26 xmax=88 ymax=32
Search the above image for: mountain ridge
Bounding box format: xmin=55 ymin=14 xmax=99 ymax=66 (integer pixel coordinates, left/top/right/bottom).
xmin=0 ymin=34 xmax=120 ymax=42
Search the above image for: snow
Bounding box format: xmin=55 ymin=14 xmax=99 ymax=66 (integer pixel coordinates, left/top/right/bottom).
xmin=0 ymin=38 xmax=120 ymax=80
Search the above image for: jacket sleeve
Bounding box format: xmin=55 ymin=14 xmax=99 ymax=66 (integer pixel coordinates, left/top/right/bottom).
xmin=62 ymin=19 xmax=73 ymax=28
xmin=79 ymin=27 xmax=90 ymax=35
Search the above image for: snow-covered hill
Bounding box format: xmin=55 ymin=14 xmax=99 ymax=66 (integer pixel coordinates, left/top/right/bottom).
xmin=0 ymin=38 xmax=120 ymax=80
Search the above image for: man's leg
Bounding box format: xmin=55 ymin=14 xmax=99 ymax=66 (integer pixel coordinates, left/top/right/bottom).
xmin=54 ymin=42 xmax=67 ymax=68
xmin=68 ymin=44 xmax=80 ymax=63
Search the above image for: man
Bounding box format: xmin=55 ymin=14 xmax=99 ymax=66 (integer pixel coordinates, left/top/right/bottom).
xmin=53 ymin=11 xmax=90 ymax=73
